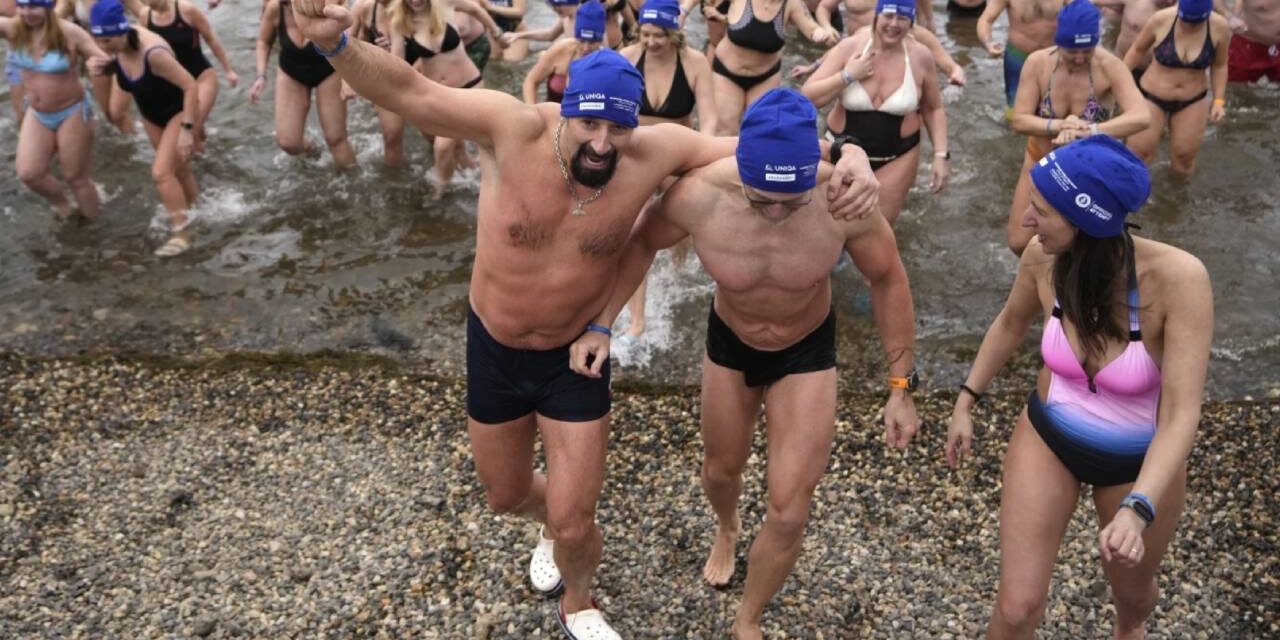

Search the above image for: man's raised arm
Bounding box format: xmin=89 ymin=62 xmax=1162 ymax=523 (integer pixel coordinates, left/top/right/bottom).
xmin=290 ymin=0 xmax=535 ymax=146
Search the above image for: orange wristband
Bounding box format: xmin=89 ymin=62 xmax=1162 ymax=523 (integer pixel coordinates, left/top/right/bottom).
xmin=1213 ymin=98 xmax=1225 ymax=107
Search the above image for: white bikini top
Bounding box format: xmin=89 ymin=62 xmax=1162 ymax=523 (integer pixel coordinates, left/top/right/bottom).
xmin=840 ymin=39 xmax=919 ymax=116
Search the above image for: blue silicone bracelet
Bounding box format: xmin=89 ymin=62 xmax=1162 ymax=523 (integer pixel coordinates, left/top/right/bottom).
xmin=313 ymin=32 xmax=349 ymax=58
xmin=586 ymin=323 xmax=612 ymax=337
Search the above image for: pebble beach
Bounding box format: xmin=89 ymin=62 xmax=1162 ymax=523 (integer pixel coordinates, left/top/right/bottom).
xmin=1 ymin=353 xmax=1275 ymax=639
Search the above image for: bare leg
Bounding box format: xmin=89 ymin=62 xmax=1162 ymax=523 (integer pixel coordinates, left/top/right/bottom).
xmin=699 ymin=354 xmax=765 ymax=587
xmin=193 ymin=69 xmax=219 ymax=153
xmin=15 ymin=110 xmax=71 ymax=215
xmin=985 ymin=410 xmax=1080 ymax=640
xmin=7 ymin=81 xmax=23 ymax=122
xmin=741 ymin=70 xmax=782 ymax=113
xmin=468 ymin=413 xmax=547 ymax=523
xmin=624 ymin=275 xmax=647 ymax=338
xmin=711 ymin=71 xmax=748 ymax=136
xmin=1005 ymin=151 xmax=1036 ymax=256
xmin=1093 ymin=471 xmax=1187 ymax=640
xmin=53 ymin=106 xmax=99 ymax=217
xmin=144 ymin=119 xmax=194 ymax=230
xmin=376 ymin=106 xmax=405 ymax=167
xmin=314 ymin=74 xmax=355 ymax=169
xmin=1124 ymin=101 xmax=1167 ymax=165
xmin=274 ymin=70 xmax=313 ymax=155
xmin=1166 ymin=98 xmax=1209 ymax=176
xmin=539 ymin=414 xmax=610 ymax=614
xmin=731 ymin=368 xmax=836 ymax=640
xmin=873 ymin=145 xmax=922 ymax=226
xmin=434 ymin=136 xmax=460 ymax=190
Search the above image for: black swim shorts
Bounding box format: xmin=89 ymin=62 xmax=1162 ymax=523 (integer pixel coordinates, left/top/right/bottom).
xmin=466 ymin=306 xmax=611 ymax=424
xmin=705 ymin=304 xmax=837 ymax=387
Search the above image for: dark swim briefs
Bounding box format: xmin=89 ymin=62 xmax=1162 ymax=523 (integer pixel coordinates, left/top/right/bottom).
xmin=705 ymin=304 xmax=837 ymax=387
xmin=466 ymin=306 xmax=611 ymax=424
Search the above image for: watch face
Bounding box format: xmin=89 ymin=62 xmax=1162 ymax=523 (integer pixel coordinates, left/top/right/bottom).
xmin=907 ymin=370 xmax=919 ymax=391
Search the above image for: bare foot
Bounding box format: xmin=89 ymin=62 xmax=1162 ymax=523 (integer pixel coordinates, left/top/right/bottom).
xmin=730 ymin=617 xmax=763 ymax=640
xmin=702 ymin=515 xmax=739 ymax=587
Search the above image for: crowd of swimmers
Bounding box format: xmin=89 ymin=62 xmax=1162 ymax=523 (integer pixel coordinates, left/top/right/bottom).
xmin=2 ymin=0 xmax=1271 ymax=636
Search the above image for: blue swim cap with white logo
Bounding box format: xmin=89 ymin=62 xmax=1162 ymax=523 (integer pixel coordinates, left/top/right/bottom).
xmin=875 ymin=0 xmax=916 ymax=22
xmin=737 ymin=88 xmax=821 ymax=194
xmin=560 ymin=49 xmax=644 ymax=128
xmin=1054 ymin=0 xmax=1101 ymax=49
xmin=1030 ymin=135 xmax=1150 ymax=238
xmin=639 ymin=0 xmax=681 ymax=30
xmin=574 ymin=1 xmax=606 ymax=41
xmin=90 ymin=0 xmax=131 ymax=36
xmin=16 ymin=0 xmax=57 ymax=9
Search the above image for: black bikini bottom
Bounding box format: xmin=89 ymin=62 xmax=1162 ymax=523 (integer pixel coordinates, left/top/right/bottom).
xmin=712 ymin=57 xmax=781 ymax=92
xmin=841 ymin=110 xmax=922 ymax=170
xmin=1140 ymin=87 xmax=1207 ymax=115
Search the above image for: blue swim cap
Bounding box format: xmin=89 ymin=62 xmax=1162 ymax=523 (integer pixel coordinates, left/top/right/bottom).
xmin=560 ymin=49 xmax=644 ymax=128
xmin=737 ymin=88 xmax=821 ymax=194
xmin=89 ymin=0 xmax=131 ymax=36
xmin=1177 ymin=0 xmax=1212 ymax=22
xmin=875 ymin=0 xmax=916 ymax=22
xmin=548 ymin=0 xmax=582 ymax=7
xmin=1030 ymin=136 xmax=1150 ymax=238
xmin=16 ymin=0 xmax=57 ymax=9
xmin=1054 ymin=0 xmax=1101 ymax=49
xmin=639 ymin=0 xmax=681 ymax=30
xmin=574 ymin=1 xmax=606 ymax=41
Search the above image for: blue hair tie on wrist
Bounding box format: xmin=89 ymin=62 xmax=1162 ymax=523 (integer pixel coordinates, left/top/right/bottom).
xmin=586 ymin=323 xmax=612 ymax=337
xmin=313 ymin=32 xmax=349 ymax=58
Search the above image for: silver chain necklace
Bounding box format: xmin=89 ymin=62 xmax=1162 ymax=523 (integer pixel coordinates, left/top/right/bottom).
xmin=553 ymin=118 xmax=607 ymax=216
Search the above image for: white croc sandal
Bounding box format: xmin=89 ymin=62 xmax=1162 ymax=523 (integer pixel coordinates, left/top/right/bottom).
xmin=529 ymin=527 xmax=563 ymax=596
xmin=557 ymin=599 xmax=621 ymax=640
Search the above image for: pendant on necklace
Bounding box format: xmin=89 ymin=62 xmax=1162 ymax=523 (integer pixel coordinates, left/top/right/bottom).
xmin=572 ymin=204 xmax=587 ymax=216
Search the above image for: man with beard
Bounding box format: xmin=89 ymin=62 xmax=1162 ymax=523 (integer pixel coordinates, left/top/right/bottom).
xmin=1226 ymin=0 xmax=1280 ymax=82
xmin=283 ymin=3 xmax=881 ymax=637
xmin=570 ymin=89 xmax=919 ymax=640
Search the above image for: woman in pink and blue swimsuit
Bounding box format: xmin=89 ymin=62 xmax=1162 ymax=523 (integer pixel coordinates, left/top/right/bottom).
xmin=944 ymin=135 xmax=1214 ymax=639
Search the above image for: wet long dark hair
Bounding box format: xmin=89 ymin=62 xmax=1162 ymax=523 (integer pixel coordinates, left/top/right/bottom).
xmin=1052 ymin=232 xmax=1132 ymax=359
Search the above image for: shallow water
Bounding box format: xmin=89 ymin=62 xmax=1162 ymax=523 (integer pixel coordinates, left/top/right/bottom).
xmin=1 ymin=3 xmax=1277 ymax=399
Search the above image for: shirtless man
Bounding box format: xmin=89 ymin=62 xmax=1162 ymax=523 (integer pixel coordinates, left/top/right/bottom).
xmin=978 ymin=0 xmax=1064 ymax=111
xmin=816 ymin=0 xmax=933 ymax=31
xmin=1106 ymin=0 xmax=1176 ymax=59
xmin=284 ymin=3 xmax=880 ymax=637
xmin=570 ymin=89 xmax=919 ymax=640
xmin=1226 ymin=0 xmax=1280 ymax=81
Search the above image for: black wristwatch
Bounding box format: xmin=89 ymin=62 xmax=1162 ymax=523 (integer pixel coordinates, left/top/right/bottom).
xmin=828 ymin=134 xmax=861 ymax=165
xmin=888 ymin=368 xmax=919 ymax=393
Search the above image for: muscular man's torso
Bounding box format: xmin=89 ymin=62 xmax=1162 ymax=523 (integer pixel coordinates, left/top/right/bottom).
xmin=469 ymin=108 xmax=682 ymax=350
xmin=681 ymin=161 xmax=846 ymax=350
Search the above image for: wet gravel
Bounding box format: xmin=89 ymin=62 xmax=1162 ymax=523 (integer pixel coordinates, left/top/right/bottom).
xmin=0 ymin=354 xmax=1275 ymax=639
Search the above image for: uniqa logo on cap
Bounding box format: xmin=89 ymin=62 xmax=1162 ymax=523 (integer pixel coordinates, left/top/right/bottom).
xmin=1074 ymin=33 xmax=1092 ymax=44
xmin=641 ymin=9 xmax=657 ymax=18
xmin=580 ymin=29 xmax=596 ymax=38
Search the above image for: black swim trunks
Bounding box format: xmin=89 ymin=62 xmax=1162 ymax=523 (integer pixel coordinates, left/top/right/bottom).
xmin=466 ymin=306 xmax=611 ymax=424
xmin=705 ymin=304 xmax=837 ymax=387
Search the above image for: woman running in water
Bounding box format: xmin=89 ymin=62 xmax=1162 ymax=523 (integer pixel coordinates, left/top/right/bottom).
xmin=946 ymin=135 xmax=1213 ymax=640
xmin=1123 ymin=0 xmax=1229 ymax=175
xmin=389 ymin=0 xmax=504 ymax=189
xmin=518 ymin=1 xmax=606 ymax=103
xmin=1005 ymin=0 xmax=1148 ymax=255
xmin=252 ymin=0 xmax=356 ymax=168
xmin=485 ymin=0 xmax=528 ymax=61
xmin=2 ymin=0 xmax=109 ymax=219
xmin=90 ymin=0 xmax=200 ymax=256
xmin=615 ymin=0 xmax=716 ymax=343
xmin=803 ymin=0 xmax=948 ymax=226
xmin=711 ymin=0 xmax=837 ymax=134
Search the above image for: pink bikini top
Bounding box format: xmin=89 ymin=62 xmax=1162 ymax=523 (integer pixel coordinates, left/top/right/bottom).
xmin=1040 ymin=246 xmax=1162 ymax=426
